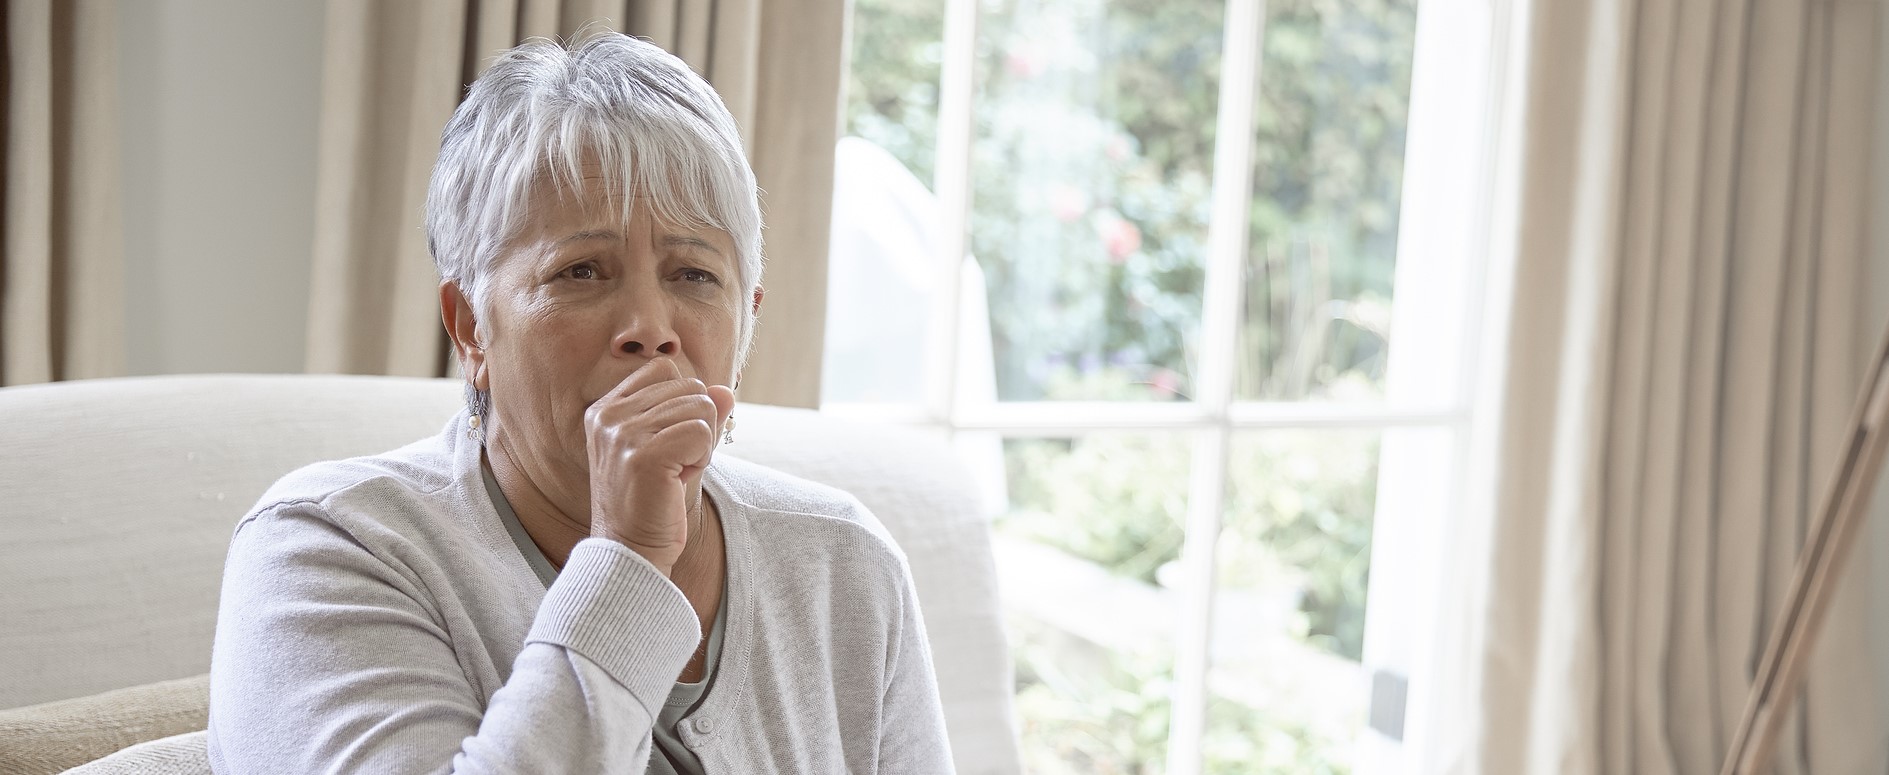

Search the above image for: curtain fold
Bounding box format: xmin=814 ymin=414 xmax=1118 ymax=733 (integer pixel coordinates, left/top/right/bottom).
xmin=1428 ymin=0 xmax=1887 ymax=772
xmin=306 ymin=0 xmax=841 ymax=407
xmin=0 ymin=0 xmax=122 ymax=386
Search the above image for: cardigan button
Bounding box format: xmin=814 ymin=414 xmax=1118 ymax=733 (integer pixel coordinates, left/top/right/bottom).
xmin=693 ymin=717 xmax=714 ymax=734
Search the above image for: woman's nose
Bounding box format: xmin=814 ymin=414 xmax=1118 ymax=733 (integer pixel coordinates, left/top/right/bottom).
xmin=619 ymin=337 xmax=677 ymax=356
xmin=613 ymin=289 xmax=679 ymax=357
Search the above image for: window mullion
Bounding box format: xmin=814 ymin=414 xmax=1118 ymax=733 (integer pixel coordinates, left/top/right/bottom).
xmin=926 ymin=0 xmax=980 ymax=436
xmin=1169 ymin=426 xmax=1233 ymax=775
xmin=1192 ymin=12 xmax=1263 ymax=411
xmin=1167 ymin=0 xmax=1267 ymax=772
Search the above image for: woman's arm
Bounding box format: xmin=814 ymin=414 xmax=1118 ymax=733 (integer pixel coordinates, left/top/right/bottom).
xmin=207 ymin=505 xmax=698 ymax=774
xmin=875 ymin=555 xmax=957 ymax=773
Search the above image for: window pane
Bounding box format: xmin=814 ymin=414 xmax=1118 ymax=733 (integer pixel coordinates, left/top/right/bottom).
xmin=994 ymin=434 xmax=1192 ymax=772
xmin=845 ymin=0 xmax=947 ymax=182
xmin=825 ymin=0 xmax=949 ymax=406
xmin=1206 ymin=429 xmax=1381 ymax=772
xmin=971 ymin=0 xmax=1224 ymax=402
xmin=1237 ymin=0 xmax=1420 ymax=402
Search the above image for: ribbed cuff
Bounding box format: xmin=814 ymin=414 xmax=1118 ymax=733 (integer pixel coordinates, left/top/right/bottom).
xmin=527 ymin=538 xmax=700 ymax=700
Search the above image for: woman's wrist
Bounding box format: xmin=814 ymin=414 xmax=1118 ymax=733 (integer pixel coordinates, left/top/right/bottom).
xmin=590 ymin=526 xmax=677 ymax=578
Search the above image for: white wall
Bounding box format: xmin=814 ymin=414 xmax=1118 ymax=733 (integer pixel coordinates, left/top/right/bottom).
xmin=117 ymin=0 xmax=324 ymax=375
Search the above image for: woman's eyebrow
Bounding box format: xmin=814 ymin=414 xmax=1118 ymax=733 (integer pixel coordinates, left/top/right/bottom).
xmin=554 ymin=229 xmax=621 ymax=248
xmin=661 ymin=234 xmax=725 ymax=257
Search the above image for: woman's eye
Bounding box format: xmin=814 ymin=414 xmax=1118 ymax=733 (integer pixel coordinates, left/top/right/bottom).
xmin=680 ymin=268 xmax=719 ymax=284
xmin=561 ymin=262 xmax=599 ymax=281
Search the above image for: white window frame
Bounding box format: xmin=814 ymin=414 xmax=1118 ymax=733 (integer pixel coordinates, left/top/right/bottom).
xmin=823 ymin=0 xmax=1505 ymax=771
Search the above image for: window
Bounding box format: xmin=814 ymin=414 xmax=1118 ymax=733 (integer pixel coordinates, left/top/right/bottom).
xmin=825 ymin=0 xmax=1498 ymax=771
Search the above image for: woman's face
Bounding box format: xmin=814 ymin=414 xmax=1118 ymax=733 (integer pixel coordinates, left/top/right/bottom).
xmin=452 ymin=175 xmax=748 ymax=515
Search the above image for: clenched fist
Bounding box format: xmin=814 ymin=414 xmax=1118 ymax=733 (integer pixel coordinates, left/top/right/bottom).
xmin=582 ymin=357 xmax=735 ymax=576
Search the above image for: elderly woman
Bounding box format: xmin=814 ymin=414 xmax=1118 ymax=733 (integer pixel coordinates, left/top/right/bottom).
xmin=206 ymin=33 xmax=953 ymax=774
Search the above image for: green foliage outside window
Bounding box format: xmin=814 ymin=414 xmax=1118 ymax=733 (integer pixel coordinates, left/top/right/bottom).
xmin=845 ymin=0 xmax=1417 ymax=769
xmin=998 ymin=428 xmax=1376 ymax=773
xmin=1000 ymin=422 xmax=1379 ymax=661
xmin=845 ymin=0 xmax=947 ymax=185
xmin=967 ymin=0 xmax=1220 ymax=401
xmin=1241 ymin=0 xmax=1415 ymax=400
xmin=847 ymin=0 xmax=1418 ymax=404
xmin=1010 ymin=617 xmax=1356 ymax=774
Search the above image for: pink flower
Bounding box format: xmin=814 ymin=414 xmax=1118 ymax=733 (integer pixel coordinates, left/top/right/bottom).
xmin=1097 ymin=215 xmax=1142 ymax=263
xmin=1049 ymin=184 xmax=1088 ymax=223
xmin=1005 ymin=49 xmax=1044 ymax=79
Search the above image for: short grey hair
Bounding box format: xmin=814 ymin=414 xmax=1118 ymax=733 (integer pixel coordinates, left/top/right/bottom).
xmin=425 ymin=32 xmax=764 ymax=360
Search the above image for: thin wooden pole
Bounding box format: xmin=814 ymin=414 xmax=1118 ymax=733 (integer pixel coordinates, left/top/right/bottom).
xmin=1721 ymin=319 xmax=1889 ymax=775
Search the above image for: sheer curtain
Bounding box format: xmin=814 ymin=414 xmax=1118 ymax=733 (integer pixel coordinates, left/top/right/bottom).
xmin=0 ymin=0 xmax=122 ymax=386
xmin=1422 ymin=0 xmax=1888 ymax=773
xmin=304 ymin=0 xmax=843 ymax=408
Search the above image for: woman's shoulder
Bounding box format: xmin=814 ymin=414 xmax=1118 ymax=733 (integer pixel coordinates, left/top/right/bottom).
xmin=709 ymin=455 xmax=906 ymax=562
xmin=708 ymin=454 xmax=866 ymax=518
xmin=236 ymin=428 xmax=468 ymax=546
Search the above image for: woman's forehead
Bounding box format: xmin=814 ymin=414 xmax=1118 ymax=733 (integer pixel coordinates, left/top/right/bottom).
xmin=524 ymin=168 xmax=725 ymax=230
xmin=548 ymin=226 xmax=731 ymax=256
xmin=520 ymin=192 xmax=737 ymax=256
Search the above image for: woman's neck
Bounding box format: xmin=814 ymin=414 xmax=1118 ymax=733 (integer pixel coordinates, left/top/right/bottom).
xmin=482 ymin=445 xmax=725 ymax=600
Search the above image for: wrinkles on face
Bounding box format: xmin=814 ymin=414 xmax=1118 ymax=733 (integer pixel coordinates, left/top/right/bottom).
xmin=476 ymin=179 xmax=745 ymax=527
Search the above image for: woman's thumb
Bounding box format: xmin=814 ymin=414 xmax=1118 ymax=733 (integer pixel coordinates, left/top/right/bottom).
xmin=706 ymin=383 xmax=736 ymax=427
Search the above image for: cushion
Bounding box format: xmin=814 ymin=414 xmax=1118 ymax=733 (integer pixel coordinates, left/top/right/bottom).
xmin=0 ymin=674 xmax=207 ymax=774
xmin=0 ymin=375 xmax=462 ymax=709
xmin=63 ymin=731 xmax=210 ymax=775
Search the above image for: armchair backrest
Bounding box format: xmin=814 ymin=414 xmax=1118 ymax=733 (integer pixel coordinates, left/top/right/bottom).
xmin=0 ymin=374 xmax=1017 ymax=773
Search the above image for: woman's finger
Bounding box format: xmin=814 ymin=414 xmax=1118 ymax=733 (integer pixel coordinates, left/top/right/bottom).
xmin=589 ymin=387 xmax=716 ymax=432
xmin=612 ymin=375 xmax=707 ymax=417
xmin=705 ymin=384 xmax=735 ymax=430
xmin=641 ymin=416 xmax=718 ymax=477
xmin=602 ymin=356 xmax=684 ymax=403
xmin=638 ymin=392 xmax=719 ymax=431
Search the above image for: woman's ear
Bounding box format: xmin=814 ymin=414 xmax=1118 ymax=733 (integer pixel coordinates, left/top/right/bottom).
xmin=439 ymin=282 xmax=488 ymax=390
xmin=751 ymin=286 xmax=765 ymax=317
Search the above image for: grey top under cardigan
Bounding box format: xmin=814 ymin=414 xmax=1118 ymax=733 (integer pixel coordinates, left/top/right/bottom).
xmin=205 ymin=410 xmax=955 ymax=774
xmin=481 ymin=460 xmax=725 ymax=775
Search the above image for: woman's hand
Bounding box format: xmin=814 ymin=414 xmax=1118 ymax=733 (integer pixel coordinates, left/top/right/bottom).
xmin=582 ymin=357 xmax=735 ymax=576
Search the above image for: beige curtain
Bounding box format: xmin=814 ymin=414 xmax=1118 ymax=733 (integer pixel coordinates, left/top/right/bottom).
xmin=1425 ymin=0 xmax=1886 ymax=773
xmin=0 ymin=0 xmax=122 ymax=386
xmin=305 ymin=0 xmax=843 ymax=407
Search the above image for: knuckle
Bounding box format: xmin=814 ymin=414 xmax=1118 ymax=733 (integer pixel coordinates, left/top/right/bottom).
xmin=584 ymin=401 xmax=613 ymax=428
xmin=592 ymin=418 xmax=619 ymax=441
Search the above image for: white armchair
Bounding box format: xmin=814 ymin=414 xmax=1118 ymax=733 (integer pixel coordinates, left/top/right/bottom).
xmin=0 ymin=374 xmax=1019 ymax=773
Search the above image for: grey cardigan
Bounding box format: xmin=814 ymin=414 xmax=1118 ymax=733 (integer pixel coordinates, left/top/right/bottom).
xmin=205 ymin=411 xmax=954 ymax=774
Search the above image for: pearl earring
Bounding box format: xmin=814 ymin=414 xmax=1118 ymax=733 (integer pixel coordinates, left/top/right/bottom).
xmin=722 ymin=414 xmax=736 ymax=445
xmin=465 ymin=383 xmax=488 ymax=445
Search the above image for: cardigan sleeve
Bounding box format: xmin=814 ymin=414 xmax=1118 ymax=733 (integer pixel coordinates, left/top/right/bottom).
xmin=873 ymin=550 xmax=958 ymax=773
xmin=207 ymin=505 xmax=698 ymax=775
